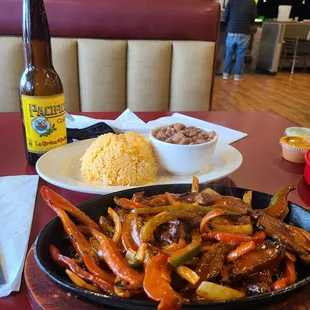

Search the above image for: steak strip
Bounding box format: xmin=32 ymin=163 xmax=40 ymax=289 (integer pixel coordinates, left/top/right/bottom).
xmin=257 ymin=214 xmax=310 ymax=262
xmin=230 ymin=240 xmax=285 ymax=281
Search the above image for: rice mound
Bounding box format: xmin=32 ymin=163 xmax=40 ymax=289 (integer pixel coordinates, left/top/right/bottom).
xmin=81 ymin=131 xmax=159 ymax=186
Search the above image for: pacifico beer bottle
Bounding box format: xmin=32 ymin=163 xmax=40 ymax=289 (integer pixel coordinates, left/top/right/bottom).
xmin=19 ymin=0 xmax=67 ymax=165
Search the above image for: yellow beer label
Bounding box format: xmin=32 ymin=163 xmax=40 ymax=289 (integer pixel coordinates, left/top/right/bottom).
xmin=21 ymin=94 xmax=67 ymax=154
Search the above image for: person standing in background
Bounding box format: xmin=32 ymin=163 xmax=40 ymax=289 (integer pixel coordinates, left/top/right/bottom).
xmin=222 ymin=0 xmax=257 ymax=81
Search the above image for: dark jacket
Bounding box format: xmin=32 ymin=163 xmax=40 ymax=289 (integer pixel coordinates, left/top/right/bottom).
xmin=223 ymin=0 xmax=257 ymax=35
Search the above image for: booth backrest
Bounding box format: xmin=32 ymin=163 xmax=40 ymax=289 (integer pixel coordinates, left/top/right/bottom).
xmin=0 ymin=0 xmax=221 ymax=112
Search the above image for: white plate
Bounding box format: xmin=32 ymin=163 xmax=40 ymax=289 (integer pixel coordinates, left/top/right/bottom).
xmin=36 ymin=138 xmax=243 ymax=195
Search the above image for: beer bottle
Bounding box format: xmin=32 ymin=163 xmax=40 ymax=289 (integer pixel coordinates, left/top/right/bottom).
xmin=19 ymin=0 xmax=67 ymax=166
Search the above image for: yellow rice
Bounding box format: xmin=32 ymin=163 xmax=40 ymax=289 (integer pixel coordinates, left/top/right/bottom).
xmin=81 ymin=131 xmax=159 ymax=186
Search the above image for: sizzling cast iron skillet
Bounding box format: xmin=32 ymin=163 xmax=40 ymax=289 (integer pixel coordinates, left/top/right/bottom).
xmin=34 ymin=184 xmax=310 ymax=309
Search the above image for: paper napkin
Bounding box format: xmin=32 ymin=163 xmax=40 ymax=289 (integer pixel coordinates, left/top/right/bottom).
xmin=0 ymin=175 xmax=39 ymax=298
xmin=66 ymin=109 xmax=247 ymax=144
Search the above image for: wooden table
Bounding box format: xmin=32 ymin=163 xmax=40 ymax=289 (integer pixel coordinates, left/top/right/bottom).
xmin=0 ymin=111 xmax=309 ymax=310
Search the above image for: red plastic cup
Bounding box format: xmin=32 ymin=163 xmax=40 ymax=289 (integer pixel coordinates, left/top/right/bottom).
xmin=305 ymin=150 xmax=310 ymax=185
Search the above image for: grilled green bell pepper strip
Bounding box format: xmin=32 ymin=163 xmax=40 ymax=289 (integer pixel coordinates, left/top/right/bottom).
xmin=132 ymin=204 xmax=237 ymax=216
xmin=140 ymin=211 xmax=200 ymax=243
xmin=125 ymin=243 xmax=149 ymax=269
xmin=168 ymin=230 xmax=202 ymax=267
xmin=99 ymin=216 xmax=114 ymax=233
xmin=263 ymin=184 xmax=296 ymax=220
xmin=125 ymin=249 xmax=141 ymax=268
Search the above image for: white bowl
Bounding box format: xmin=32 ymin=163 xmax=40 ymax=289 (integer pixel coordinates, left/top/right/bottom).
xmin=149 ymin=125 xmax=218 ymax=176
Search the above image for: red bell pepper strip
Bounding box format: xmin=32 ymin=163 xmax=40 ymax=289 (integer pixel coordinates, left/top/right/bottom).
xmin=48 ymin=206 xmax=115 ymax=284
xmin=272 ymin=258 xmax=296 ymax=291
xmin=114 ymin=197 xmax=149 ymax=210
xmin=272 ymin=277 xmax=288 ymax=291
xmin=200 ymin=209 xmax=225 ymax=233
xmin=143 ymin=253 xmax=184 ymax=310
xmin=40 ymin=186 xmax=100 ymax=230
xmin=202 ymin=230 xmax=266 ymax=245
xmin=253 ymin=231 xmax=267 ymax=244
xmin=50 ymin=245 xmax=115 ymax=295
xmin=121 ymin=214 xmax=139 ymax=252
xmin=263 ymin=184 xmax=296 ymax=220
xmin=226 ymin=241 xmax=256 ymax=262
xmin=77 ymin=225 xmax=92 ymax=235
xmin=88 ymin=226 xmax=144 ymax=288
xmin=284 ymin=258 xmax=296 ymax=285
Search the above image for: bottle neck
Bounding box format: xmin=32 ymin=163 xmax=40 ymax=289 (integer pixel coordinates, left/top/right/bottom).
xmin=22 ymin=0 xmax=53 ymax=68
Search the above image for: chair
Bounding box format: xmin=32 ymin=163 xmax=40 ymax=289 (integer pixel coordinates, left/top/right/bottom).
xmin=279 ymin=37 xmax=309 ymax=74
xmin=0 ymin=0 xmax=221 ymax=113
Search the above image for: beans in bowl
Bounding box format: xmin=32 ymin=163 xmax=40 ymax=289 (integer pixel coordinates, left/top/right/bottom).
xmin=152 ymin=123 xmax=216 ymax=145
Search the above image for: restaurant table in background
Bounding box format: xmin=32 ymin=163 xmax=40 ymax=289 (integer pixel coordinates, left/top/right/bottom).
xmin=0 ymin=111 xmax=309 ymax=310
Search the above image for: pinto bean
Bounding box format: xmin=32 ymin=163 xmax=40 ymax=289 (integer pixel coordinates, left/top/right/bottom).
xmin=173 ymin=123 xmax=185 ymax=131
xmin=155 ymin=132 xmax=167 ymax=141
xmin=209 ymin=131 xmax=216 ymax=139
xmin=172 ymin=134 xmax=183 ymax=144
xmin=180 ymin=137 xmax=192 ymax=145
xmin=153 ymin=123 xmax=217 ymax=145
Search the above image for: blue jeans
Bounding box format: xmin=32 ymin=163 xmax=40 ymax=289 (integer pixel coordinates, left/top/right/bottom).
xmin=224 ymin=34 xmax=250 ymax=77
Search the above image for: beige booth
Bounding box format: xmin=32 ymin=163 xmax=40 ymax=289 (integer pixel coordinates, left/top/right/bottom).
xmin=0 ymin=0 xmax=221 ymax=113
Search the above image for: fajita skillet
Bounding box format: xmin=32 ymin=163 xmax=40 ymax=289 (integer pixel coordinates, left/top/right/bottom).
xmin=34 ymin=183 xmax=310 ymax=309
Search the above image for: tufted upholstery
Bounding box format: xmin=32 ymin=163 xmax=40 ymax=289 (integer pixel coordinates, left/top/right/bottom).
xmin=0 ymin=0 xmax=220 ymax=113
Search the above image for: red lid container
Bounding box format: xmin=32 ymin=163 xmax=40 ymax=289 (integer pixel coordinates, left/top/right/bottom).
xmin=305 ymin=150 xmax=310 ymax=185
